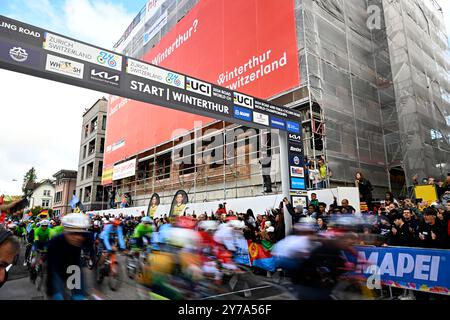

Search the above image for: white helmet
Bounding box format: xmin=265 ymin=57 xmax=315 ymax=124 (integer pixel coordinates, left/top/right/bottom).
xmin=93 ymin=220 xmax=100 ymax=227
xmin=62 ymin=213 xmax=90 ymax=232
xmin=40 ymin=220 xmax=50 ymax=226
xmin=198 ymin=220 xmax=219 ymax=232
xmin=229 ymin=220 xmax=245 ymax=229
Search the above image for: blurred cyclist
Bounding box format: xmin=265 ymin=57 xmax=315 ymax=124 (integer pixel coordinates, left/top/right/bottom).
xmin=33 ymin=220 xmax=50 ymax=253
xmin=98 ymin=218 xmax=126 ymax=267
xmin=46 ymin=213 xmax=91 ymax=300
xmin=130 ymin=216 xmax=153 ymax=251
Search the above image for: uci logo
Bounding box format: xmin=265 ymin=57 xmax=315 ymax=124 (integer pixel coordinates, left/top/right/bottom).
xmin=234 ymin=92 xmax=254 ymax=109
xmin=186 ymin=77 xmax=211 ymax=97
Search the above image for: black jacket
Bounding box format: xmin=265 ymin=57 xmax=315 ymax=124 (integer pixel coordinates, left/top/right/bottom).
xmin=390 ymin=223 xmax=414 ymax=247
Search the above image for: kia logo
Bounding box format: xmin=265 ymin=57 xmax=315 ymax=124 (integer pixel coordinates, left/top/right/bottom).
xmin=91 ymin=69 xmax=120 ymax=82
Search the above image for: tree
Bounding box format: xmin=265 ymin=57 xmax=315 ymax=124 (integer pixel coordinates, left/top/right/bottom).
xmin=22 ymin=167 xmax=37 ymax=194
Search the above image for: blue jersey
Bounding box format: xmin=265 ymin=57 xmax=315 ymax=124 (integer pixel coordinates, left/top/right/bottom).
xmin=99 ymin=224 xmax=126 ymax=251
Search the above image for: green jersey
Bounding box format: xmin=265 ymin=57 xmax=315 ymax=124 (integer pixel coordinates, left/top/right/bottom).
xmin=132 ymin=223 xmax=153 ymax=239
xmin=49 ymin=225 xmax=64 ymax=239
xmin=34 ymin=227 xmax=51 ymax=242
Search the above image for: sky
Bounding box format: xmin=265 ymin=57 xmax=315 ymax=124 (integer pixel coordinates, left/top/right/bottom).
xmin=0 ymin=0 xmax=147 ymax=195
xmin=0 ymin=0 xmax=449 ymax=196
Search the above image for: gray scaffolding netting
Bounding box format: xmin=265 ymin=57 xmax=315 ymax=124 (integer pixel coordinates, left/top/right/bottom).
xmin=297 ymin=0 xmax=450 ymax=191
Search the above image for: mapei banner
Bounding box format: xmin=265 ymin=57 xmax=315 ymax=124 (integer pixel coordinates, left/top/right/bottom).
xmin=103 ymin=0 xmax=300 ymax=172
xmin=348 ymin=246 xmax=450 ymax=295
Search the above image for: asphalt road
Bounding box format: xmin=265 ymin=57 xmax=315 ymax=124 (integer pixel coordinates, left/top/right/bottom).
xmin=0 ymin=244 xmax=295 ymax=301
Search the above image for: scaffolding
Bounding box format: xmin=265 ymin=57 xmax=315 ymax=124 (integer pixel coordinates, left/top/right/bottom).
xmin=109 ymin=0 xmax=450 ymax=203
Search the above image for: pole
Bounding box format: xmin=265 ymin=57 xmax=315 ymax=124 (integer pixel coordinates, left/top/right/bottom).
xmin=278 ymin=130 xmax=292 ymax=236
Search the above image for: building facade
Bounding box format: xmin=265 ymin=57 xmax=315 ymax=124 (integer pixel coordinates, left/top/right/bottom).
xmin=26 ymin=180 xmax=55 ymax=210
xmin=52 ymin=170 xmax=77 ymax=216
xmin=104 ymin=0 xmax=449 ymax=206
xmin=76 ymin=98 xmax=109 ymax=211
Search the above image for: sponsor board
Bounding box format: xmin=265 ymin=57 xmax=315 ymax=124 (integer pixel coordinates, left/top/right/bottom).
xmin=253 ymin=111 xmax=269 ymax=126
xmin=127 ymin=58 xmax=185 ymax=88
xmin=289 ymin=133 xmax=302 ymax=144
xmin=113 ymin=158 xmax=136 ymax=181
xmin=287 ymin=121 xmax=300 ymax=133
xmin=89 ymin=67 xmax=120 ymax=87
xmin=0 ymin=16 xmax=42 ymax=45
xmin=233 ymin=92 xmax=254 ymax=109
xmin=290 ymin=166 xmax=305 ymax=178
xmin=270 ymin=117 xmax=286 ymax=130
xmin=291 ymin=177 xmax=306 ymax=190
xmin=291 ymin=196 xmax=308 ymax=208
xmin=186 ymin=77 xmax=212 ymax=97
xmin=233 ymin=106 xmax=252 ymax=121
xmin=289 ymin=145 xmax=302 ymax=154
xmin=0 ymin=39 xmax=41 ymax=68
xmin=289 ymin=153 xmax=304 ymax=166
xmin=45 ymin=54 xmax=84 ymax=79
xmin=348 ymin=246 xmax=450 ymax=295
xmin=44 ymin=32 xmax=122 ymax=71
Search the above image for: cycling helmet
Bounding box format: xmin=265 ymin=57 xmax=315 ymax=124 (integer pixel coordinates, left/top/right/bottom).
xmin=228 ymin=219 xmax=245 ymax=229
xmin=93 ymin=220 xmax=100 ymax=227
xmin=141 ymin=217 xmax=152 ymax=224
xmin=40 ymin=220 xmax=50 ymax=226
xmin=197 ymin=220 xmax=219 ymax=232
xmin=61 ymin=213 xmax=90 ymax=233
xmin=112 ymin=218 xmax=121 ymax=227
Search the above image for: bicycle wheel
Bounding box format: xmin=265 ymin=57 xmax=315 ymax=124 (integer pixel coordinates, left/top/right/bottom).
xmin=109 ymin=261 xmax=122 ymax=291
xmin=126 ymin=255 xmax=137 ymax=279
xmin=95 ymin=262 xmax=105 ymax=285
xmin=35 ymin=263 xmax=45 ymax=291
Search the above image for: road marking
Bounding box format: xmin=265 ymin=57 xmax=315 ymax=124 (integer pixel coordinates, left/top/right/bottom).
xmin=200 ymin=285 xmax=273 ymax=300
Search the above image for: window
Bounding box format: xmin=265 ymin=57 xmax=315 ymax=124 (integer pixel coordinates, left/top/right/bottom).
xmin=83 ymin=145 xmax=87 ymax=159
xmin=175 ymin=144 xmax=195 ymax=175
xmin=86 ymin=162 xmax=94 ymax=178
xmin=96 ymin=185 xmax=104 ymax=202
xmin=102 ymin=115 xmax=107 ymax=130
xmin=98 ymin=161 xmax=103 ymax=177
xmin=84 ymin=124 xmax=89 ymax=138
xmin=42 ymin=199 xmax=50 ymax=208
xmin=79 ymin=188 xmax=83 ymax=200
xmin=43 ymin=190 xmax=51 ymax=197
xmin=55 ymin=192 xmax=62 ymax=203
xmin=156 ymin=152 xmax=171 ymax=180
xmin=88 ymin=139 xmax=96 ymax=156
xmin=84 ymin=186 xmax=91 ymax=202
xmin=90 ymin=117 xmax=98 ymax=133
xmin=100 ymin=138 xmax=105 ymax=154
xmin=80 ymin=167 xmax=85 ymax=181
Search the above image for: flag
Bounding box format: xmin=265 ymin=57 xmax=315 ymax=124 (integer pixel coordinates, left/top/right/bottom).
xmin=69 ymin=195 xmax=80 ymax=209
xmin=247 ymin=241 xmax=276 ymax=272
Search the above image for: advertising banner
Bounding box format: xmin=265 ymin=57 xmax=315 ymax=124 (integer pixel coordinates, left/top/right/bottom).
xmin=103 ymin=0 xmax=300 ymax=170
xmin=112 ymin=158 xmax=136 ymax=181
xmin=147 ymin=193 xmax=160 ymax=218
xmin=348 ymin=246 xmax=450 ymax=295
xmin=169 ymin=190 xmax=188 ymax=217
xmin=0 ymin=12 xmax=301 ymax=187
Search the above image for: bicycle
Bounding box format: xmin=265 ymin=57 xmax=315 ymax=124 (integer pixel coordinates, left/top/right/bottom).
xmin=33 ymin=249 xmax=47 ymax=291
xmin=126 ymin=238 xmax=152 ymax=280
xmin=95 ymin=247 xmax=123 ymax=291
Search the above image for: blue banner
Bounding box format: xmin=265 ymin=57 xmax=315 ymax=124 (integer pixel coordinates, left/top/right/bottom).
xmin=347 ymin=246 xmax=450 ymax=295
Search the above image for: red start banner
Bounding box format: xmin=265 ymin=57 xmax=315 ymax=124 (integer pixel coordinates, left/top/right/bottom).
xmin=102 ymin=0 xmax=300 ymax=184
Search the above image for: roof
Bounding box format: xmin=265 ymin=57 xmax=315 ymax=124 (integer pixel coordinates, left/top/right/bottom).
xmin=53 ymin=170 xmax=78 ymax=179
xmin=82 ymin=97 xmax=108 ymax=117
